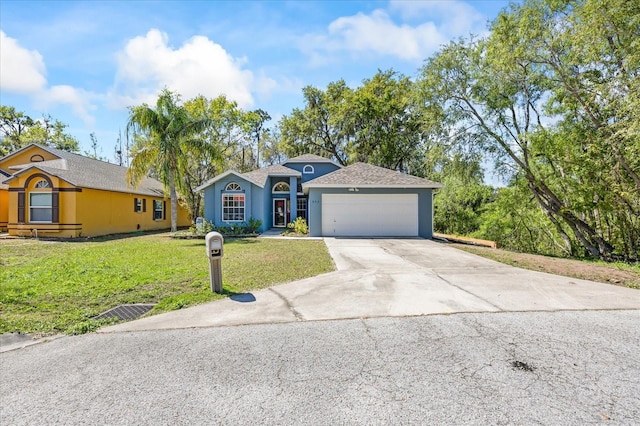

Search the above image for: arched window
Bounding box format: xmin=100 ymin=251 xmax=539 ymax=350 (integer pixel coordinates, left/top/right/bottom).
xmin=272 ymin=182 xmax=290 ymax=193
xmin=225 ymin=182 xmax=242 ymax=191
xmin=34 ymin=179 xmax=51 ymax=189
xmin=303 ymin=165 xmax=314 ymax=174
xmin=30 ymin=154 xmax=45 ymax=162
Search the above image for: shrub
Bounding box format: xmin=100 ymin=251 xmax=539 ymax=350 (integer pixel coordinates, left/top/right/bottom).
xmin=287 ymin=217 xmax=308 ymax=235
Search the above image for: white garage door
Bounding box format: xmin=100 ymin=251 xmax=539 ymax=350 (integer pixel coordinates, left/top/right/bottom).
xmin=321 ymin=193 xmax=418 ymax=237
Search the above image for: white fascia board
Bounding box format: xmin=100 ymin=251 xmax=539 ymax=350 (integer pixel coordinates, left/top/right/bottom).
xmin=195 ymin=170 xmax=263 ymax=192
xmin=302 ymin=183 xmax=445 ymax=190
xmin=284 ymin=159 xmax=343 ymax=168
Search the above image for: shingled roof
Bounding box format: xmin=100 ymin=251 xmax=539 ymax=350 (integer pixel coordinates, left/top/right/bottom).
xmin=302 ymin=162 xmax=443 ymax=190
xmin=241 ymin=164 xmax=301 ymax=187
xmin=284 ymin=153 xmax=341 ymax=165
xmin=3 ymin=144 xmax=165 ymax=196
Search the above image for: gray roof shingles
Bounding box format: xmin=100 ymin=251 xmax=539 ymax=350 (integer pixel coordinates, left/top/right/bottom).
xmin=6 ymin=144 xmax=165 ymax=196
xmin=303 ymin=162 xmax=443 ymax=188
xmin=241 ymin=164 xmax=301 ymax=187
xmin=285 ymin=153 xmax=338 ymax=163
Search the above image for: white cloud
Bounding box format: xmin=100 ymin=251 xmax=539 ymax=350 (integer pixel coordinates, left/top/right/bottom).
xmin=0 ymin=30 xmax=47 ymax=93
xmin=35 ymin=85 xmax=96 ymax=126
xmin=327 ymin=9 xmax=445 ymax=61
xmin=0 ymin=30 xmax=96 ymax=125
xmin=111 ymin=29 xmax=274 ymax=109
xmin=301 ymin=1 xmax=488 ymax=64
xmin=389 ymin=0 xmax=487 ymax=36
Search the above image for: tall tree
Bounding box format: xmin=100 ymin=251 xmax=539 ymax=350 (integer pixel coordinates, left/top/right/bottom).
xmin=279 ymin=81 xmax=355 ymax=165
xmin=245 ymin=109 xmax=271 ymax=168
xmin=0 ymin=106 xmax=79 ymax=156
xmin=418 ymin=0 xmax=640 ymax=260
xmin=126 ymin=89 xmax=212 ymax=231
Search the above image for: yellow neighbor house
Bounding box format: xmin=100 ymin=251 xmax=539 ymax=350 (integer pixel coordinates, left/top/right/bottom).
xmin=0 ymin=143 xmax=191 ymax=237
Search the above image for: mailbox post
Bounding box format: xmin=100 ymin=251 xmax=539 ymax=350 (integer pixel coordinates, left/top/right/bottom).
xmin=205 ymin=231 xmax=224 ymax=293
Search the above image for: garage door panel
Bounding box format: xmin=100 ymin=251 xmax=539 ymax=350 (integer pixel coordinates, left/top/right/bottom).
xmin=322 ymin=194 xmax=418 ymax=237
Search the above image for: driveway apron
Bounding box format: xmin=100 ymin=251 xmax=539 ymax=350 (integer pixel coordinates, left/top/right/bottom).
xmin=100 ymin=238 xmax=640 ymax=333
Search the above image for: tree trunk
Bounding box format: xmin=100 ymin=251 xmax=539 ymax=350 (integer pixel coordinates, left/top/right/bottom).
xmin=169 ymin=170 xmax=178 ymax=233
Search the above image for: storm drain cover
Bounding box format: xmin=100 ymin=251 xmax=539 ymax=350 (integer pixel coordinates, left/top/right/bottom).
xmin=95 ymin=304 xmax=155 ymax=321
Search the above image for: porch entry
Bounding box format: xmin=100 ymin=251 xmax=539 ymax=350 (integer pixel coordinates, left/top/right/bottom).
xmin=273 ymin=198 xmax=290 ymax=227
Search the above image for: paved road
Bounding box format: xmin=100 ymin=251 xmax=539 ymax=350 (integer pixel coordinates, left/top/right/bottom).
xmin=2 ymin=311 xmax=639 ymax=424
xmin=2 ymin=239 xmax=639 ymax=424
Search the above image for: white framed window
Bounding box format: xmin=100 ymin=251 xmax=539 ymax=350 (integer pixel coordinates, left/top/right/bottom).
xmin=153 ymin=200 xmax=164 ymax=220
xmin=303 ymin=165 xmax=314 ymax=174
xmin=29 ymin=192 xmax=52 ymax=223
xmin=222 ymin=194 xmax=245 ymax=221
xmin=134 ymin=197 xmax=146 ymax=213
xmin=34 ymin=179 xmax=50 ymax=189
xmin=272 ymin=182 xmax=290 ymax=193
xmin=296 ymin=198 xmax=307 ymax=220
xmin=225 ymin=182 xmax=242 ymax=191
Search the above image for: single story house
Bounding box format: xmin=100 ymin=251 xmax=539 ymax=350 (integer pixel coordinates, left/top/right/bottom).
xmin=0 ymin=143 xmax=190 ymax=237
xmin=196 ymin=154 xmax=443 ymax=238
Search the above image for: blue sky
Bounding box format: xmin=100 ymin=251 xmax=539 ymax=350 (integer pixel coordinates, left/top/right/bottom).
xmin=1 ymin=0 xmax=512 ymax=159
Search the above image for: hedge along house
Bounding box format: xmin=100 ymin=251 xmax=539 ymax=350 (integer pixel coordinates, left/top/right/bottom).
xmin=197 ymin=154 xmax=443 ymax=238
xmin=0 ymin=143 xmax=191 ymax=238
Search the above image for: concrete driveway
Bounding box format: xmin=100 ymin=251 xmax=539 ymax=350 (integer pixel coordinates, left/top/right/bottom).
xmin=99 ymin=238 xmax=640 ymax=333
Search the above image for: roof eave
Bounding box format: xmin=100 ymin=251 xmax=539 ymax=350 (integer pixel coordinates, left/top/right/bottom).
xmin=302 ymin=183 xmax=445 ymax=190
xmin=3 ymin=165 xmax=79 ymax=187
xmin=195 ymin=170 xmax=263 ymax=191
xmin=0 ymin=143 xmax=59 ymax=163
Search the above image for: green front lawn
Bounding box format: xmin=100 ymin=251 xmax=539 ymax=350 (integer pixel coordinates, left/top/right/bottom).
xmin=0 ymin=234 xmax=334 ymax=335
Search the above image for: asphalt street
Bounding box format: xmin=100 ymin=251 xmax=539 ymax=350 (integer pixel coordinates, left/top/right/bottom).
xmin=3 ymin=239 xmax=639 ymax=424
xmin=2 ymin=310 xmax=639 ymax=425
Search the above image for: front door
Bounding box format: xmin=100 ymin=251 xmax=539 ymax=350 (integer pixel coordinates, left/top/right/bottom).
xmin=273 ymin=198 xmax=290 ymax=227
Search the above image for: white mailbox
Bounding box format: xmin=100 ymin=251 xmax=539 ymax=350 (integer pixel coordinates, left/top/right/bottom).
xmin=205 ymin=231 xmax=224 ymax=293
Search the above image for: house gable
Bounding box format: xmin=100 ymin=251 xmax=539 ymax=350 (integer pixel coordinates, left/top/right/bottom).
xmin=282 ymin=154 xmax=342 ymax=184
xmin=0 ymin=144 xmax=61 ymax=176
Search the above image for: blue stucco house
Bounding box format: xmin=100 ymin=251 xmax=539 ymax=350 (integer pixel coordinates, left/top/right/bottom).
xmin=196 ymin=154 xmax=443 ymax=238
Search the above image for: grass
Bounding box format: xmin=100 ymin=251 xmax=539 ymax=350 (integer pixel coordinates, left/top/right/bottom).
xmin=0 ymin=233 xmax=334 ymax=336
xmin=452 ymin=244 xmax=640 ymax=290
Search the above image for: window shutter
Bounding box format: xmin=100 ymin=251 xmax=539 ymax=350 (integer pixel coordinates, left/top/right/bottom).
xmin=163 ymin=201 xmax=166 ymax=220
xmin=134 ymin=198 xmax=138 ymax=212
xmin=52 ymin=192 xmax=59 ymax=223
xmin=143 ymin=199 xmax=147 ymax=212
xmin=18 ymin=192 xmax=25 ymax=223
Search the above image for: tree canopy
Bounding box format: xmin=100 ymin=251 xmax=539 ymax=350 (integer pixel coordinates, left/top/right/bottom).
xmin=0 ymin=106 xmax=80 ymax=156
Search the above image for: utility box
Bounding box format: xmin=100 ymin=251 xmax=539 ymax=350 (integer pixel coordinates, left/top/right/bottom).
xmin=205 ymin=231 xmax=224 ymax=293
xmin=195 ymin=217 xmax=204 ymax=233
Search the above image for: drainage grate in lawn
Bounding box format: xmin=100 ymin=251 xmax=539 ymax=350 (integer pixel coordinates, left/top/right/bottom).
xmin=94 ymin=304 xmax=155 ymax=321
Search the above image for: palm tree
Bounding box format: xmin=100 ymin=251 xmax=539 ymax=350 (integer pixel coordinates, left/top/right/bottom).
xmin=126 ymin=89 xmax=212 ymax=232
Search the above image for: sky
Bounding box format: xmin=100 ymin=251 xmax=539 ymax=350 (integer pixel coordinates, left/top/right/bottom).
xmin=0 ymin=0 xmax=512 ymax=160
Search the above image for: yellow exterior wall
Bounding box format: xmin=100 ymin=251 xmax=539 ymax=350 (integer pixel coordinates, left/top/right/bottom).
xmin=75 ymin=189 xmax=190 ymax=237
xmin=7 ymin=168 xmax=191 ymax=238
xmin=6 ymin=170 xmax=79 ymax=237
xmin=0 ymin=187 xmax=8 ymax=231
xmin=0 ymin=146 xmax=60 ymax=175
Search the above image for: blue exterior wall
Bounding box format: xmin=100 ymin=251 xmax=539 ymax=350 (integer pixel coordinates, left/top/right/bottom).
xmin=307 ymin=187 xmax=435 ymax=238
xmin=202 ymin=176 xmax=266 ymax=232
xmin=201 ymin=161 xmax=342 ymax=232
xmin=283 ymin=162 xmax=341 ymax=183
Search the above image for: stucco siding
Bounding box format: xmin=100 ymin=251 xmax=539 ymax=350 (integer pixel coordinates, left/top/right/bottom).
xmin=0 ymin=147 xmax=60 ymax=175
xmin=0 ymin=187 xmax=8 ymax=231
xmin=285 ymin=162 xmax=341 ymax=183
xmin=202 ymin=177 xmax=266 ymax=232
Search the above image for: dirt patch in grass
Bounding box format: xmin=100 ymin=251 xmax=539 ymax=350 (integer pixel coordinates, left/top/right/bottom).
xmin=451 ymin=244 xmax=640 ymax=290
